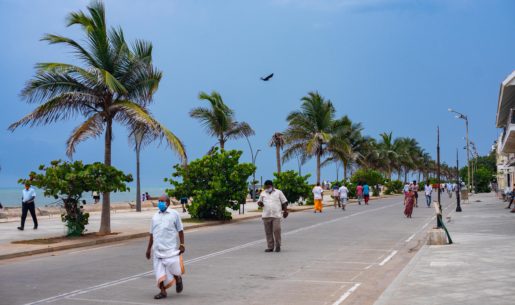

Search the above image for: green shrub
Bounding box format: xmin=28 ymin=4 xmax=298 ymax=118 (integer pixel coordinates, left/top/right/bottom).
xmin=385 ymin=180 xmax=403 ymax=194
xmin=350 ymin=169 xmax=385 ymax=187
xmin=20 ymin=160 xmax=132 ymax=236
xmin=166 ymin=149 xmax=255 ymax=220
xmin=272 ymin=171 xmax=311 ymax=205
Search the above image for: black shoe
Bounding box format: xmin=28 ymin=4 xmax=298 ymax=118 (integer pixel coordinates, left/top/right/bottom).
xmin=176 ymin=277 xmax=183 ymax=293
xmin=17 ymin=227 xmax=24 ymax=231
xmin=33 ymin=226 xmax=38 ymax=230
xmin=275 ymin=247 xmax=281 ymax=252
xmin=265 ymin=248 xmax=274 ymax=252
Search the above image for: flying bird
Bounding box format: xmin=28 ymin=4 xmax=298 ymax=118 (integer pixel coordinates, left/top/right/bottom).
xmin=260 ymin=73 xmax=274 ymax=81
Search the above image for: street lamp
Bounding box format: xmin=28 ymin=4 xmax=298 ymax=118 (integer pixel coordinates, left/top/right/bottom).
xmin=245 ymin=136 xmax=261 ymax=203
xmin=448 ymin=108 xmax=471 ymax=193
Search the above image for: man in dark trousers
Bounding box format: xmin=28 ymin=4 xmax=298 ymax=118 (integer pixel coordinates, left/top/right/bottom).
xmin=257 ymin=180 xmax=289 ymax=252
xmin=18 ymin=183 xmax=38 ymax=230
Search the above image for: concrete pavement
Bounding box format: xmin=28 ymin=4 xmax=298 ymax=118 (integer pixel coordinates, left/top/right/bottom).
xmin=0 ymin=195 xmax=447 ymax=305
xmin=374 ymin=192 xmax=515 ymax=305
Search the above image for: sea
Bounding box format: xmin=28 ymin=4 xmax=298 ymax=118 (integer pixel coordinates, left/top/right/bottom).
xmin=0 ymin=186 xmax=170 ymax=207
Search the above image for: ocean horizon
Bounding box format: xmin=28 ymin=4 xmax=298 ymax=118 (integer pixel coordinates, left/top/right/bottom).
xmin=0 ymin=186 xmax=170 ymax=207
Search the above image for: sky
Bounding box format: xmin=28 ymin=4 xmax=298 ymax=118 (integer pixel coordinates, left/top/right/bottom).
xmin=0 ymin=0 xmax=513 ymax=188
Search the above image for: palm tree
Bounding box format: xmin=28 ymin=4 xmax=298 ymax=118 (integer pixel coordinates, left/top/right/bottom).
xmin=8 ymin=1 xmax=182 ymax=234
xmin=283 ymin=91 xmax=335 ymax=184
xmin=130 ymin=123 xmax=186 ymax=212
xmin=325 ymin=116 xmax=365 ymax=180
xmin=190 ymin=91 xmax=254 ymax=150
xmin=269 ymin=132 xmax=285 ymax=174
xmin=377 ymin=132 xmax=399 ymax=179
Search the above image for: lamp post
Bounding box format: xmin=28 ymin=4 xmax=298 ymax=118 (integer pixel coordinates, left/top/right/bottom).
xmin=134 ymin=129 xmax=144 ymax=212
xmin=245 ymin=136 xmax=260 ymax=202
xmin=448 ymin=108 xmax=471 ymax=193
xmin=456 ymin=148 xmax=462 ymax=212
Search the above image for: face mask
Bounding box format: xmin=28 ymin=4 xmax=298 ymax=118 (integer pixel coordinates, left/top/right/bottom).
xmin=266 ymin=187 xmax=273 ymax=194
xmin=158 ymin=201 xmax=167 ymax=212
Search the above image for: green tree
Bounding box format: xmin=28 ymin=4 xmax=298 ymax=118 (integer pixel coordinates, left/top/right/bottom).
xmin=190 ymin=91 xmax=254 ymax=150
xmin=272 ymin=170 xmax=311 ymax=205
xmin=166 ymin=149 xmax=255 ymax=220
xmin=269 ymin=132 xmax=285 ymax=174
xmin=20 ymin=160 xmax=132 ymax=236
xmin=350 ymin=168 xmax=385 ymax=188
xmin=283 ymin=91 xmax=336 ymax=184
xmin=8 ymin=1 xmax=182 ymax=234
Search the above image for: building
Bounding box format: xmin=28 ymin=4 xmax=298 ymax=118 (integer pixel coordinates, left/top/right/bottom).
xmin=495 ymin=70 xmax=515 ymax=193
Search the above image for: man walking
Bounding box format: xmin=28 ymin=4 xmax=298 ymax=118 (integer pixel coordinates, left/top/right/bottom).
xmin=412 ymin=181 xmax=419 ymax=208
xmin=338 ymin=184 xmax=349 ymax=210
xmin=363 ymin=182 xmax=370 ymax=205
xmin=332 ymin=184 xmax=340 ymax=208
xmin=146 ymin=194 xmax=185 ymax=300
xmin=424 ymin=181 xmax=432 ymax=208
xmin=312 ymin=183 xmax=324 ymax=213
xmin=18 ymin=183 xmax=38 ymax=231
xmin=257 ymin=180 xmax=288 ymax=252
xmin=356 ymin=183 xmax=363 ymax=205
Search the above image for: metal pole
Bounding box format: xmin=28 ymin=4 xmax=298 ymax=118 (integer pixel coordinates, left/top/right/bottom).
xmin=135 ymin=130 xmax=144 ymax=212
xmin=465 ymin=118 xmax=471 ymax=193
xmin=437 ymin=126 xmax=442 ymax=228
xmin=456 ymin=148 xmax=462 ymax=212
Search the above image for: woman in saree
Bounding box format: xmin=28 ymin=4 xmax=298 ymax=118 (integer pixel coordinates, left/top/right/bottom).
xmin=404 ymin=189 xmax=415 ymax=218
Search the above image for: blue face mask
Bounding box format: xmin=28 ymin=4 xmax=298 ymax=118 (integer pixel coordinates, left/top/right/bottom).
xmin=158 ymin=201 xmax=167 ymax=212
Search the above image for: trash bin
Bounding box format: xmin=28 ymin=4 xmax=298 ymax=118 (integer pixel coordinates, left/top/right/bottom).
xmin=461 ymin=190 xmax=469 ymax=201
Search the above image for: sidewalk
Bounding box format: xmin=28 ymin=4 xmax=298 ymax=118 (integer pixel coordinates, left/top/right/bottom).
xmin=374 ymin=192 xmax=515 ymax=305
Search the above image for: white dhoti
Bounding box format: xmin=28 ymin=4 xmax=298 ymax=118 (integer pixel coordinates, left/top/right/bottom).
xmin=153 ymin=251 xmax=185 ymax=289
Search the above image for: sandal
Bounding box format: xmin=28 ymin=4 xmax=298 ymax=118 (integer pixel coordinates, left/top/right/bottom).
xmin=176 ymin=278 xmax=183 ymax=293
xmin=154 ymin=292 xmax=167 ymax=299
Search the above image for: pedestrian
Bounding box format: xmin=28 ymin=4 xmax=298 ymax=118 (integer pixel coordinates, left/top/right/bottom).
xmin=424 ymin=181 xmax=432 ymax=208
xmin=412 ymin=180 xmax=419 ymax=208
xmin=363 ymin=182 xmax=370 ymax=205
xmin=356 ymin=183 xmax=363 ymax=205
xmin=146 ymin=194 xmax=185 ymax=300
xmin=338 ymin=184 xmax=349 ymax=210
xmin=404 ymin=189 xmax=415 ymax=218
xmin=18 ymin=182 xmax=38 ymax=231
xmin=506 ymin=184 xmax=515 ymax=209
xmin=332 ymin=184 xmax=340 ymax=208
xmin=92 ymin=191 xmax=100 ymax=204
xmin=145 ymin=192 xmax=150 ymax=201
xmin=141 ymin=192 xmax=147 ymax=202
xmin=180 ymin=197 xmax=188 ymax=213
xmin=403 ymin=182 xmax=410 ymax=200
xmin=257 ymin=180 xmax=289 ymax=252
xmin=312 ymin=183 xmax=324 ymax=213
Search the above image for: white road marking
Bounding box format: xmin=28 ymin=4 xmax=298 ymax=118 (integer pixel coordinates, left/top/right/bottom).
xmin=405 ymin=233 xmax=416 ymax=243
xmin=23 ymin=201 xmax=400 ymax=305
xmin=364 ymin=264 xmax=374 ymax=270
xmin=378 ymin=250 xmax=398 ymax=266
xmin=332 ymin=283 xmax=361 ymax=305
xmin=68 ymin=243 xmax=127 ymax=255
xmin=67 ymin=297 xmax=156 ymax=305
xmin=284 ymin=279 xmax=358 ymax=284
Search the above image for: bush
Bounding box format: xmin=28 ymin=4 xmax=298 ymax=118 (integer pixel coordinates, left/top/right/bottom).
xmin=350 ymin=169 xmax=385 ymax=188
xmin=474 ymin=168 xmax=493 ymax=193
xmin=384 ymin=180 xmax=403 ymax=194
xmin=272 ymin=171 xmax=311 ymax=205
xmin=166 ymin=149 xmax=255 ymax=220
xmin=20 ymin=160 xmax=132 ymax=236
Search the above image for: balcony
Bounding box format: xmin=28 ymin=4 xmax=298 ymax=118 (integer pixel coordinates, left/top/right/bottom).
xmin=500 ymin=109 xmax=515 ymax=153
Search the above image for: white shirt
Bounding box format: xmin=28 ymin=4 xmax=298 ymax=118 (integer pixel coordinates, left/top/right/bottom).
xmin=403 ymin=185 xmax=410 ymax=193
xmin=312 ymin=186 xmax=324 ymax=200
xmin=338 ymin=186 xmax=348 ymax=199
xmin=22 ymin=187 xmax=36 ymax=203
xmin=259 ymin=189 xmax=288 ymax=218
xmin=424 ymin=185 xmax=432 ymax=196
xmin=150 ymin=208 xmax=183 ymax=258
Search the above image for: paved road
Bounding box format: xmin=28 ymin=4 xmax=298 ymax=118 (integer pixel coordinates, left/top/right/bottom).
xmin=0 ymin=195 xmax=453 ymax=305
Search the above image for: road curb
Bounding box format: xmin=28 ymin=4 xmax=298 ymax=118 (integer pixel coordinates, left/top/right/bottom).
xmin=0 ymin=195 xmax=397 ymax=261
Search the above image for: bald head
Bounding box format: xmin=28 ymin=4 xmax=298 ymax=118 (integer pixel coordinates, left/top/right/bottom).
xmin=158 ymin=194 xmax=171 ymax=207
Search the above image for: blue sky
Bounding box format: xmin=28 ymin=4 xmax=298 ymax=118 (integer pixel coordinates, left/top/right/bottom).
xmin=0 ymin=0 xmax=513 ymax=188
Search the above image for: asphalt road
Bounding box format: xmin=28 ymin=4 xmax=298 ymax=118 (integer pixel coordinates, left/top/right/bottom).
xmin=0 ymin=194 xmax=454 ymax=305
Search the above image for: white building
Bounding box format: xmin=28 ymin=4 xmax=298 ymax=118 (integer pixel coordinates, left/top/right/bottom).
xmin=495 ymin=71 xmax=515 ymax=192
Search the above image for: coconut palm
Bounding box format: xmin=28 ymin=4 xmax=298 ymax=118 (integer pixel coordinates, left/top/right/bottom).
xmin=376 ymin=132 xmax=400 ymax=179
xmin=130 ymin=123 xmax=186 ymax=212
xmin=283 ymin=91 xmax=335 ymax=184
xmin=269 ymin=132 xmax=285 ymax=174
xmin=324 ymin=116 xmax=365 ymax=180
xmin=8 ymin=1 xmax=185 ymax=234
xmin=190 ymin=91 xmax=254 ymax=150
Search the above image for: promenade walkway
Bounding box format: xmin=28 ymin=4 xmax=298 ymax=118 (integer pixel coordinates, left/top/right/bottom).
xmin=374 ymin=192 xmax=515 ymax=305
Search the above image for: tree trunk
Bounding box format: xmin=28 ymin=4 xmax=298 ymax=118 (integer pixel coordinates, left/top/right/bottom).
xmin=219 ymin=135 xmax=225 ymax=150
xmin=99 ymin=118 xmax=112 ymax=234
xmin=136 ymin=145 xmax=141 ymax=212
xmin=316 ymin=151 xmax=321 ymax=184
xmin=404 ymin=170 xmax=408 ymax=183
xmin=275 ymin=144 xmax=281 ymax=174
xmin=343 ymin=160 xmax=348 ymax=181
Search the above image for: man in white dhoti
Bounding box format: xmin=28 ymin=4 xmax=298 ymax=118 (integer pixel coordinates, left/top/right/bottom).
xmin=146 ymin=195 xmax=185 ymax=299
